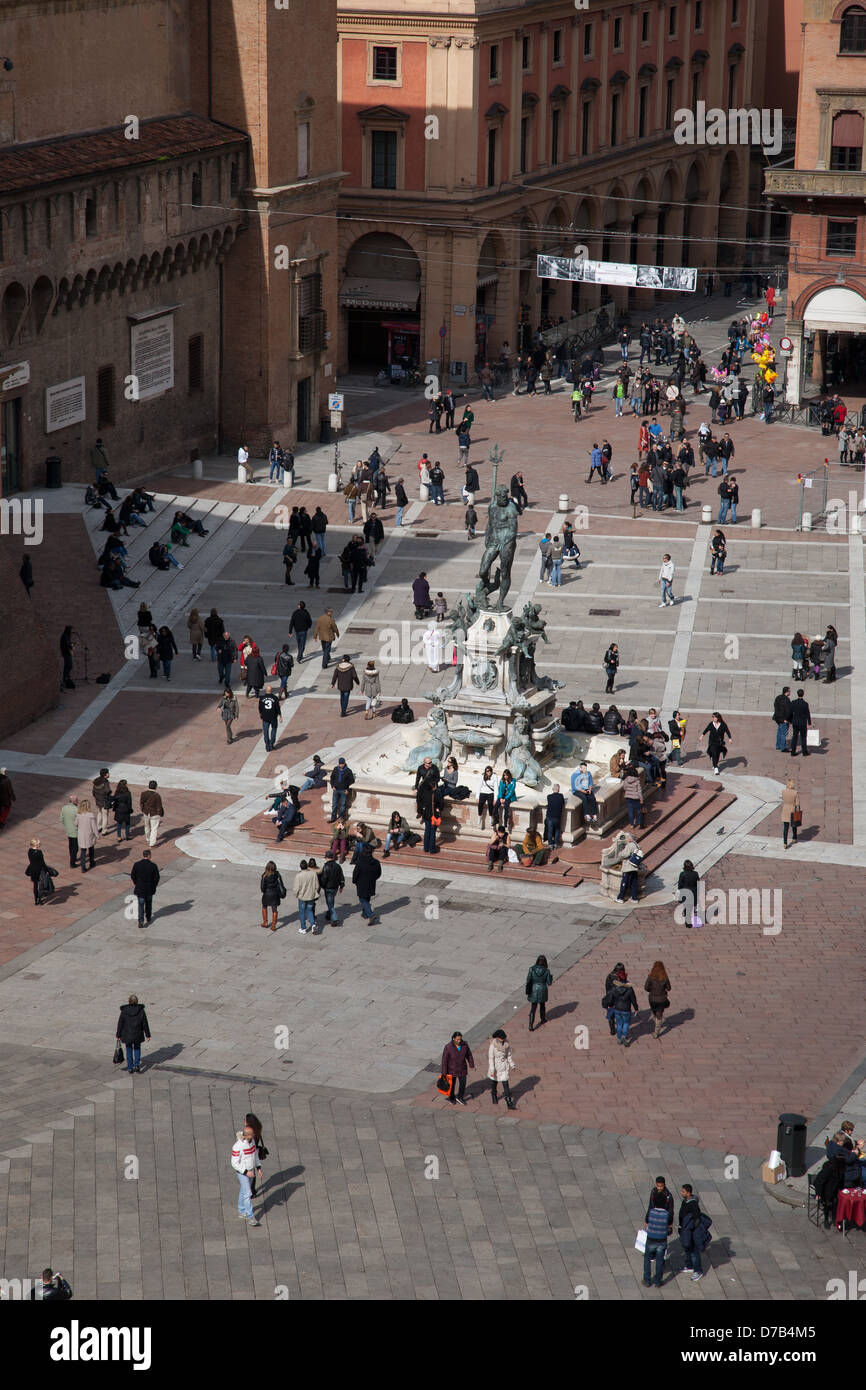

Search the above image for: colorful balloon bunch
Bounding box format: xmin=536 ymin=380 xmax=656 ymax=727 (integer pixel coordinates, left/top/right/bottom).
xmin=751 ymin=343 xmax=777 ymax=384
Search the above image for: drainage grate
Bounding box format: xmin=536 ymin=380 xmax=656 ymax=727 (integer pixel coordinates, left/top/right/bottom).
xmin=589 ymin=608 xmax=621 ymax=616
xmin=413 ymin=531 xmax=440 ymax=539
xmin=350 ymin=625 xmax=377 ymax=635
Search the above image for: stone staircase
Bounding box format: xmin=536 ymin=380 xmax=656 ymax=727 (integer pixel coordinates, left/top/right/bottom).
xmin=240 ymin=775 xmax=734 ymax=889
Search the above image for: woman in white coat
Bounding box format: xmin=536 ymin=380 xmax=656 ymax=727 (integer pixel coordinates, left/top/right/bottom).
xmin=423 ymin=624 xmax=444 ymax=673
xmin=75 ymin=796 xmax=98 ymax=873
xmin=488 ymin=1029 xmax=517 ymax=1109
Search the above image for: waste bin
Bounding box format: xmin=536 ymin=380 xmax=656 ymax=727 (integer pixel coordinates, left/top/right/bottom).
xmin=319 ymin=418 xmax=331 ymax=444
xmin=777 ymin=1112 xmax=807 ymax=1177
xmin=45 ymin=455 xmax=62 ymax=489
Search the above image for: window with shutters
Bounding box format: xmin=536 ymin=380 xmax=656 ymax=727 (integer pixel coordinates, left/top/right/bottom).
xmin=188 ymin=334 xmax=204 ymax=394
xmin=97 ymin=365 xmax=115 ymax=427
xmin=298 ymin=272 xmax=326 ymax=353
xmin=371 ymin=130 xmax=397 ymax=188
xmin=841 ymin=5 xmax=866 ymax=53
xmin=371 ymin=45 xmax=398 ymax=82
xmin=830 ymin=111 xmax=864 ymax=170
xmin=827 ymin=219 xmax=857 ymax=257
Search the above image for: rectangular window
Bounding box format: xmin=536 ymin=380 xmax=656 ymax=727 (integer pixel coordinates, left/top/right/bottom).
xmin=487 ymin=128 xmax=497 ymax=186
xmin=522 ymin=36 xmax=531 ymax=71
xmin=551 ymin=107 xmax=561 ymax=165
xmin=298 ymin=272 xmax=326 ymax=352
xmin=583 ymin=23 xmax=593 ymax=58
xmin=372 ymin=45 xmax=397 ymax=81
xmin=230 ymin=160 xmax=239 ymax=196
xmin=610 ymin=92 xmax=620 ymax=147
xmin=665 ymin=78 xmax=675 ymax=129
xmin=827 ymin=219 xmax=857 ymax=257
xmin=191 ymin=171 xmax=202 ymax=206
xmin=731 ymin=0 xmax=739 ymax=22
xmin=85 ymin=196 xmax=97 ymax=237
xmin=831 ymin=143 xmax=862 ymax=171
xmin=613 ymin=17 xmax=623 ymax=50
xmin=668 ymin=4 xmax=678 ymax=38
xmin=97 ymin=365 xmax=115 ymax=428
xmin=727 ymin=63 xmax=736 ymax=108
xmin=520 ymin=116 xmax=529 ymax=173
xmin=371 ymin=130 xmax=397 ymax=189
xmin=691 ymin=71 xmax=700 ymax=113
xmin=187 ymin=334 xmax=204 ymax=394
xmin=489 ymin=43 xmax=500 ymax=81
xmin=641 ymin=11 xmax=650 ymax=43
xmin=581 ymin=99 xmax=592 ymax=155
xmin=552 ymin=29 xmax=562 ymax=64
xmin=638 ymin=85 xmax=648 ymax=138
xmin=297 ymin=122 xmax=310 ymax=179
xmin=695 ymin=0 xmax=704 ymax=30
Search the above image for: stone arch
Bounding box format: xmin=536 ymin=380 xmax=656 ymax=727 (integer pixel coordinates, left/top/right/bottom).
xmin=31 ymin=275 xmax=54 ymax=332
xmin=2 ymin=280 xmax=27 ymax=343
xmin=342 ymin=230 xmax=423 ymax=368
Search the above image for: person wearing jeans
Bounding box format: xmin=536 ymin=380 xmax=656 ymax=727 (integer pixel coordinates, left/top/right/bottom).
xmin=318 ymin=853 xmax=344 ymax=923
xmin=231 ymin=1126 xmax=261 ymax=1225
xmin=330 ymin=759 xmax=354 ymax=820
xmin=116 ymin=994 xmax=151 ymax=1075
xmin=608 ymin=974 xmax=639 ymax=1042
xmin=643 ymin=1179 xmax=674 ymax=1288
xmin=570 ymin=764 xmax=598 ymax=823
xmin=774 ymin=686 xmax=792 ymax=752
xmin=658 ymin=554 xmax=675 ymax=607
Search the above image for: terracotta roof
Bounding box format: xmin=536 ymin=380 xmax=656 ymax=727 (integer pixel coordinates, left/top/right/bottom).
xmin=0 ymin=115 xmax=247 ymax=196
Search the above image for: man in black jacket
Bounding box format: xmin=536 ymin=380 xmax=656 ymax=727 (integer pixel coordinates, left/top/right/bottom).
xmin=130 ymin=849 xmax=160 ymax=927
xmin=329 ymin=758 xmax=355 ymax=821
xmin=773 ymin=686 xmax=792 ymax=753
xmin=560 ymin=700 xmax=586 ymax=732
xmin=462 ymin=463 xmax=480 ymax=502
xmin=352 ymin=844 xmax=381 ymax=923
xmin=319 ymin=852 xmax=345 ymax=923
xmin=394 ymin=477 xmax=409 ymax=527
xmin=216 ymin=631 xmax=237 ymax=687
xmin=789 ymin=687 xmax=812 ymax=757
xmin=115 ymin=994 xmax=151 ymax=1072
xmin=643 ymin=1177 xmax=674 ymax=1288
xmin=258 ymin=685 xmax=282 ymax=751
xmin=414 ymin=757 xmax=439 ymax=813
xmin=510 ymin=471 xmax=529 ymax=514
xmin=391 ymin=698 xmax=415 ymax=724
xmin=289 ymin=600 xmax=313 ymax=662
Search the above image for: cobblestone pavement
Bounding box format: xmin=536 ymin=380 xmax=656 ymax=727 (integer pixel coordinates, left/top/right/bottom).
xmin=2 ymin=292 xmax=866 ymax=1301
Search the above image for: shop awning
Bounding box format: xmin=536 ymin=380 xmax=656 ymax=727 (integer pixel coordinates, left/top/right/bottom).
xmin=804 ymin=285 xmax=866 ymax=334
xmin=339 ymin=277 xmax=420 ymax=309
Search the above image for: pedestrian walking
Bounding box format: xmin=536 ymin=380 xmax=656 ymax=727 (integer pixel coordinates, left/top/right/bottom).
xmin=313 ymin=608 xmax=340 ymax=668
xmin=289 ymin=601 xmax=313 ymax=663
xmin=644 ymin=960 xmax=671 ymax=1040
xmin=92 ymin=768 xmax=111 ymax=835
xmin=216 ymin=631 xmax=238 ymax=687
xmin=440 ymin=1031 xmax=474 ymax=1106
xmin=218 ymin=686 xmax=239 ymax=744
xmin=487 ymin=1030 xmax=517 ymax=1108
xmin=304 ymin=542 xmax=322 ymax=588
xmin=318 ymin=851 xmax=344 ymax=924
xmin=622 ymin=765 xmax=644 ymax=827
xmin=156 ymin=626 xmax=178 ymax=681
xmin=329 ymin=757 xmax=354 ymax=821
xmin=718 ymin=476 xmax=738 ymax=525
xmin=658 ymin=554 xmax=675 ymax=607
xmin=701 ymin=712 xmax=732 ymax=774
xmin=678 ymin=1185 xmax=711 ymax=1280
xmin=258 ymin=685 xmax=282 ymax=751
xmin=606 ymin=969 xmax=639 ymax=1045
xmin=26 ymin=838 xmax=56 ymax=905
xmin=361 ymin=661 xmax=381 ymax=719
xmin=525 ymin=954 xmax=553 ymax=1031
xmin=351 ymin=844 xmax=381 ymax=923
xmin=789 ymin=687 xmax=812 ymax=757
xmin=782 ymin=776 xmax=801 ymax=849
xmin=244 ymin=1113 xmax=269 ymax=1199
xmin=139 ymin=780 xmax=164 ymax=847
xmin=231 ymin=1124 xmax=262 ymax=1226
xmin=274 ymin=644 xmax=294 ymax=698
xmin=294 ymin=858 xmax=321 ymax=935
xmin=773 ymin=685 xmax=792 ymax=753
xmin=603 ymin=642 xmax=619 ymax=694
xmin=602 ymin=962 xmax=626 ymax=1036
xmin=643 ymin=1177 xmax=675 ymax=1288
xmin=75 ymin=798 xmax=97 ymax=872
xmin=260 ymin=858 xmax=286 ymax=932
xmin=331 ymin=656 xmax=359 ymax=717
xmin=115 ymin=994 xmax=151 ymax=1074
xmin=668 ymin=710 xmax=686 ymax=765
xmin=709 ymin=529 xmax=726 ymax=576
xmin=130 ymin=846 xmax=159 ymax=926
xmin=59 ymin=793 xmax=80 ymax=867
xmin=187 ymin=608 xmax=204 ymax=661
xmin=544 ymin=782 xmax=565 ymax=848
xmin=394 ymin=477 xmax=408 ymax=527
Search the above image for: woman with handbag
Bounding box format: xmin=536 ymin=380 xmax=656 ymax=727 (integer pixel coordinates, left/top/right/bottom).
xmin=245 ymin=1113 xmax=269 ymax=1198
xmin=525 ymin=954 xmax=553 ymax=1031
xmin=701 ymin=712 xmax=732 ymax=775
xmin=260 ymin=858 xmax=286 ymax=932
xmin=26 ymin=838 xmax=55 ymax=905
xmin=111 ymin=779 xmax=133 ymax=840
xmin=644 ymin=961 xmax=671 ymax=1040
xmin=487 ymin=1030 xmax=517 ymax=1108
xmin=782 ymin=777 xmax=801 ymax=849
xmin=218 ymin=686 xmax=239 ymax=744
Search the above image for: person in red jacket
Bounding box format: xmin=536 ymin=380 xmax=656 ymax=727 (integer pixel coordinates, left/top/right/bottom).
xmin=765 ymin=284 xmax=776 ymax=321
xmin=440 ymin=1031 xmax=475 ymax=1106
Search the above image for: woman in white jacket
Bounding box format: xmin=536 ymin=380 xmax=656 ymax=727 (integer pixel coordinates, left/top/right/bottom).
xmin=488 ymin=1029 xmax=517 ymax=1109
xmin=361 ymin=661 xmax=381 ymax=719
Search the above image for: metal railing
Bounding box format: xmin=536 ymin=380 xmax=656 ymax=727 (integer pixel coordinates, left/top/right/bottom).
xmin=795 ymin=462 xmax=831 ymax=531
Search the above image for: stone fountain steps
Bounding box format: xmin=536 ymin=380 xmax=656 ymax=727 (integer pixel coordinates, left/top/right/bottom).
xmin=240 ymin=776 xmax=734 ymax=888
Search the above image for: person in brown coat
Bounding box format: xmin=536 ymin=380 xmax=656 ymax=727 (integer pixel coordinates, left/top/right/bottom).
xmin=781 ymin=777 xmax=801 ymax=849
xmin=644 ymin=960 xmax=671 ymax=1039
xmin=330 ymin=657 xmax=359 ymax=717
xmin=312 ymin=609 xmax=340 ymax=669
xmin=140 ymin=781 xmax=165 ymax=848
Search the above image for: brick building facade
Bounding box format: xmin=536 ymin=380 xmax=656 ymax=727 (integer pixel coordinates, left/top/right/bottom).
xmin=337 ymin=0 xmax=769 ymax=383
xmin=765 ymin=0 xmax=866 ymax=404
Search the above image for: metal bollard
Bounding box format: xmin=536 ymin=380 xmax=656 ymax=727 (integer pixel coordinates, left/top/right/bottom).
xmin=802 ymin=511 xmax=812 ymax=532
xmin=192 ymin=458 xmax=203 ymax=479
xmin=236 ymin=465 xmax=247 ymax=484
xmin=750 ymin=507 xmax=762 ymax=529
xmin=558 ymin=492 xmax=569 ymax=512
xmin=701 ymin=503 xmax=712 ymax=524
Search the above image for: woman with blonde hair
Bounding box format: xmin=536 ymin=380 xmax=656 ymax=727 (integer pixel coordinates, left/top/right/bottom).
xmin=782 ymin=776 xmax=801 ymax=849
xmin=187 ymin=607 xmax=204 ymax=661
xmin=75 ymin=797 xmax=98 ymax=872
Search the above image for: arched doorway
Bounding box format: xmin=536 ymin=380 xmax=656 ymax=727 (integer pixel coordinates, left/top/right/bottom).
xmin=682 ymin=163 xmax=702 ymax=268
xmin=803 ymin=284 xmax=866 ymax=395
xmin=341 ymin=232 xmax=422 ymax=368
xmin=476 ymin=231 xmax=506 ymax=366
xmin=517 ymin=214 xmax=537 ymax=350
xmin=717 ymin=151 xmax=743 ymax=275
xmin=655 ymin=169 xmax=680 ymax=266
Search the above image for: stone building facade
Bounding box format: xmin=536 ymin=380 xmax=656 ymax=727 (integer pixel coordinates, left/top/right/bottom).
xmin=336 ymin=0 xmax=768 ymax=383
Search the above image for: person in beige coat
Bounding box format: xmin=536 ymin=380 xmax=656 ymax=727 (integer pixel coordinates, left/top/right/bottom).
xmin=187 ymin=607 xmax=205 ymax=660
xmin=361 ymin=661 xmax=381 ymax=719
xmin=293 ymin=858 xmax=321 ymax=934
xmin=487 ymin=1030 xmax=517 ymax=1109
xmin=781 ymin=777 xmax=801 ymax=849
xmin=313 ymin=609 xmax=340 ymax=669
xmin=75 ymin=797 xmax=98 ymax=872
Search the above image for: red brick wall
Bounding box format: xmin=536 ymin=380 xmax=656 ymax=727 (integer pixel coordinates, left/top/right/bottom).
xmin=0 ymin=533 xmax=59 ymax=740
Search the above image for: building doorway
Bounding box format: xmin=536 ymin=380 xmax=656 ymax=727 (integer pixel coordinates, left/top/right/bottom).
xmin=1 ymin=396 xmax=22 ymax=494
xmin=296 ymin=376 xmax=312 ymax=443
